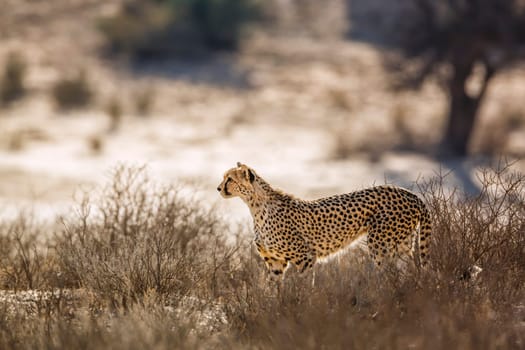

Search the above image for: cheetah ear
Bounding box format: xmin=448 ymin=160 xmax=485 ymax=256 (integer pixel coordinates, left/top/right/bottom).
xmin=236 ymin=162 xmax=254 ymax=182
xmin=247 ymin=169 xmax=255 ymax=183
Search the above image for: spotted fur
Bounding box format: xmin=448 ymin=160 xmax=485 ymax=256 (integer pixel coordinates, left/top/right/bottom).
xmin=217 ymin=163 xmax=432 ymax=277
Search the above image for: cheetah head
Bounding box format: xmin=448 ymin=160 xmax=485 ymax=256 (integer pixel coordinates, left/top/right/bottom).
xmin=217 ymin=162 xmax=257 ymax=199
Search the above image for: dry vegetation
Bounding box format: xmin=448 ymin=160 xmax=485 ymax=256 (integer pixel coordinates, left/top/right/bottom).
xmin=0 ymin=52 xmax=26 ymax=106
xmin=0 ymin=3 xmax=525 ymax=348
xmin=98 ymin=0 xmax=261 ymax=57
xmin=51 ymin=71 xmax=94 ymax=110
xmin=0 ymin=165 xmax=524 ymax=349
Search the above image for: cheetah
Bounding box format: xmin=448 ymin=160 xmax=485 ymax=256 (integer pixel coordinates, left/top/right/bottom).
xmin=217 ymin=162 xmax=432 ymax=277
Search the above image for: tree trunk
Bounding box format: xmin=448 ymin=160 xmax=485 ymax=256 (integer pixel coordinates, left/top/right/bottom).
xmin=443 ymin=61 xmax=494 ymax=156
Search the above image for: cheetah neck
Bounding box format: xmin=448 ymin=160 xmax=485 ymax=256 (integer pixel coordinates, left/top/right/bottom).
xmin=242 ymin=177 xmax=295 ymax=218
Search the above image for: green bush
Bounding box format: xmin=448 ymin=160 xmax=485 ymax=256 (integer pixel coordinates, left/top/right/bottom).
xmin=98 ymin=1 xmax=175 ymax=57
xmin=173 ymin=0 xmax=260 ymax=49
xmin=98 ymin=0 xmax=260 ymax=57
xmin=0 ymin=53 xmax=26 ymax=106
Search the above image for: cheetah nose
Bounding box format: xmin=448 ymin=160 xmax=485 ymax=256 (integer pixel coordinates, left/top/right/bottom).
xmin=217 ymin=186 xmax=221 ymax=192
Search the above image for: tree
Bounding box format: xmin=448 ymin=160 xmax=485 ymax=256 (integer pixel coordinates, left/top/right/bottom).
xmin=390 ymin=0 xmax=525 ymax=156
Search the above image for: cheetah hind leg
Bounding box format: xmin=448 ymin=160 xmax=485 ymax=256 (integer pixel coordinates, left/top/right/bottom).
xmin=418 ymin=217 xmax=432 ymax=268
xmin=398 ymin=222 xmax=431 ymax=269
xmin=396 ymin=232 xmax=416 ymax=268
xmin=366 ymin=211 xmax=421 ymax=269
xmin=366 ymin=233 xmax=394 ymax=268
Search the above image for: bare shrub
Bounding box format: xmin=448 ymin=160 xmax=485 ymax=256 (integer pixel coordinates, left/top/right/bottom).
xmin=6 ymin=130 xmax=24 ymax=152
xmin=0 ymin=52 xmax=26 ymax=106
xmin=474 ymin=109 xmax=525 ymax=157
xmin=419 ymin=165 xmax=525 ymax=296
xmin=105 ymin=96 xmax=123 ymax=132
xmin=391 ymin=102 xmax=418 ymax=150
xmin=51 ymin=71 xmax=93 ymax=110
xmin=99 ymin=0 xmax=261 ymax=57
xmin=264 ymin=0 xmax=347 ymax=38
xmin=328 ymin=88 xmax=353 ymax=111
xmin=134 ymin=87 xmax=154 ymax=116
xmin=55 ymin=166 xmax=237 ymax=307
xmin=87 ymin=135 xmax=104 ymax=155
xmin=330 ymin=128 xmax=355 ymax=160
xmin=0 ymin=216 xmax=55 ymax=290
xmin=329 ymin=125 xmax=389 ymax=162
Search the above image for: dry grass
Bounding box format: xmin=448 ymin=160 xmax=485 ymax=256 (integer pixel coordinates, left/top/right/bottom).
xmin=0 ymin=165 xmax=524 ymax=349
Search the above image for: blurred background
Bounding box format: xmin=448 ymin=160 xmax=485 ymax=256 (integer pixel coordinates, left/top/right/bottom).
xmin=1 ymin=0 xmax=525 ymax=221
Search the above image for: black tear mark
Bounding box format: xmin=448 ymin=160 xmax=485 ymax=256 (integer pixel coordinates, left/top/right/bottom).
xmin=224 ymin=178 xmax=231 ymax=196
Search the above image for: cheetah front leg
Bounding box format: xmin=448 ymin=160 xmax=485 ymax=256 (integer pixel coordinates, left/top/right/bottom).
xmin=286 ymin=234 xmax=316 ymax=273
xmin=265 ymin=257 xmax=289 ymax=277
xmin=254 ymin=233 xmax=315 ymax=277
xmin=254 ymin=236 xmax=289 ymax=277
xmin=292 ymin=251 xmax=317 ymax=273
xmin=258 ymin=232 xmax=316 ymax=274
xmin=288 ymin=239 xmax=317 ymax=287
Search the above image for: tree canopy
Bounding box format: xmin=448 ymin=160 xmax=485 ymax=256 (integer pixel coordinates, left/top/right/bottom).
xmin=391 ymin=0 xmax=525 ymax=156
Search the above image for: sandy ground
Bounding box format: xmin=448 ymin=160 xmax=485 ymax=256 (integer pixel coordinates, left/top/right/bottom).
xmin=1 ymin=99 xmax=522 ymax=224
